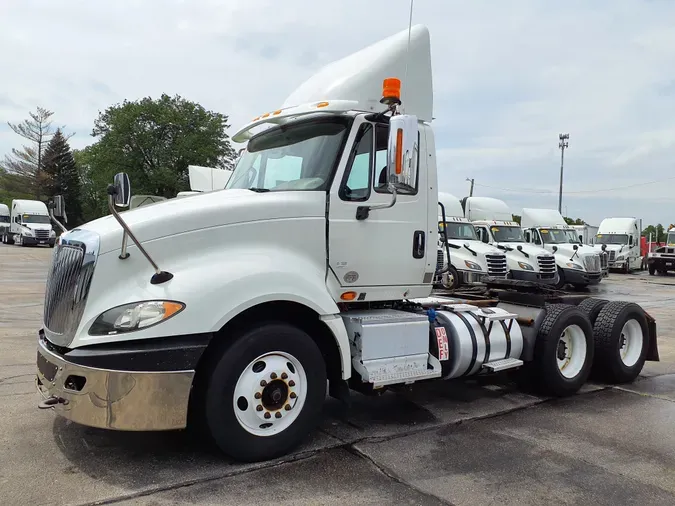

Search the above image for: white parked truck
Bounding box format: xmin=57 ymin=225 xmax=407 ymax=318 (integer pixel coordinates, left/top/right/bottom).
xmin=4 ymin=199 xmax=55 ymax=247
xmin=521 ymin=208 xmax=604 ymax=289
xmin=435 ymin=192 xmax=509 ymax=289
xmin=462 ymin=197 xmax=557 ymax=285
xmin=646 ymin=225 xmax=675 ymax=275
xmin=571 ymin=224 xmax=599 ymax=246
xmin=593 ymin=217 xmax=642 ymax=273
xmin=36 ymin=25 xmax=659 ymax=463
xmin=0 ymin=203 xmax=9 ymax=239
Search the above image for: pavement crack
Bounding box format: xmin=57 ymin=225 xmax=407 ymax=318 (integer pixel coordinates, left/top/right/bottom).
xmin=611 ymin=385 xmax=675 ymax=403
xmin=347 ymin=445 xmax=455 ymax=506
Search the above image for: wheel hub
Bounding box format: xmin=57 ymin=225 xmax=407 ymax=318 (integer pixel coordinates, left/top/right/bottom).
xmin=261 ymin=380 xmax=289 ymax=411
xmin=557 ymin=340 xmax=568 ymax=361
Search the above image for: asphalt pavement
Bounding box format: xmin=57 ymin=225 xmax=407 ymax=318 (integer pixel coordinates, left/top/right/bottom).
xmin=1 ymin=245 xmax=674 ymax=505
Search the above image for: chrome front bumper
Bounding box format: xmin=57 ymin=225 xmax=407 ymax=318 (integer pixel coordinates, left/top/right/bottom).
xmin=36 ymin=334 xmax=194 ymax=431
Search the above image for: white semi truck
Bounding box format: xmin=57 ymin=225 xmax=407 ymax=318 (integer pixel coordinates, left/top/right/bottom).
xmin=0 ymin=203 xmax=9 ymax=239
xmin=35 ymin=25 xmax=659 ymax=463
xmin=462 ymin=197 xmax=557 ymax=285
xmin=593 ymin=217 xmax=642 ymax=273
xmin=521 ymin=208 xmax=605 ymax=289
xmin=3 ymin=199 xmax=56 ymax=247
xmin=435 ymin=192 xmax=508 ymax=289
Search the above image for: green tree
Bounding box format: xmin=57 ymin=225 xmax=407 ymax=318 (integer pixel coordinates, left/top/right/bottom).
xmin=511 ymin=214 xmax=521 ymax=224
xmin=0 ymin=106 xmax=60 ymax=199
xmin=563 ymin=217 xmax=586 ymax=225
xmin=42 ymin=129 xmax=83 ymax=226
xmin=78 ymin=94 xmax=236 ymax=219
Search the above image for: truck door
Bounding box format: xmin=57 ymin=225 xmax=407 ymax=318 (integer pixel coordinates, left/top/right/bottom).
xmin=327 ymin=118 xmax=430 ymax=289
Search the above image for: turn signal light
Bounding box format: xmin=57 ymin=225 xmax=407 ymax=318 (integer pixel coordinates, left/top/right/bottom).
xmin=395 ymin=128 xmax=403 ymax=175
xmin=340 ymin=291 xmax=357 ymax=301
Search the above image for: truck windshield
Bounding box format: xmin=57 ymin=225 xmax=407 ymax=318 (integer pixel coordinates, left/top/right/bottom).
xmin=0 ymin=216 xmax=9 ymax=223
xmin=226 ymin=118 xmax=349 ymax=192
xmin=667 ymin=232 xmax=675 ymax=246
xmin=595 ymin=234 xmax=628 ymax=245
xmin=490 ymin=225 xmax=524 ymax=242
xmin=441 ymin=222 xmax=478 ymax=241
xmin=22 ymin=214 xmax=50 ymax=224
xmin=540 ymin=228 xmax=580 ymax=244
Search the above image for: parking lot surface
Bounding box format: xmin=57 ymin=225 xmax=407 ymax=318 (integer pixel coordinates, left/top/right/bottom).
xmin=1 ymin=245 xmax=674 ymax=505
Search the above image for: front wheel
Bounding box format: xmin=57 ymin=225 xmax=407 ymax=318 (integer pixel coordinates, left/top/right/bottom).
xmin=553 ymin=267 xmax=566 ymax=290
xmin=441 ymin=265 xmax=460 ymax=290
xmin=201 ymin=322 xmax=327 ymax=462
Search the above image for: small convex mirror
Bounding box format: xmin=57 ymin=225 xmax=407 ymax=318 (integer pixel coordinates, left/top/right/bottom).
xmin=113 ymin=173 xmax=131 ymax=208
xmin=386 ymin=114 xmax=419 ymax=191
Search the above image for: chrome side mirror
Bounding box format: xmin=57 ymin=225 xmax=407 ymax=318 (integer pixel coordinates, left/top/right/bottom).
xmin=387 ymin=114 xmax=419 ymax=191
xmin=112 ymin=173 xmax=131 ymax=208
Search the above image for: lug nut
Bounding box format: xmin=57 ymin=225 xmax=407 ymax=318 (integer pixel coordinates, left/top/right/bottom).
xmin=285 ymin=404 xmax=292 ymax=411
xmin=270 ymin=372 xmax=277 ymax=380
xmin=290 ymin=392 xmax=297 ymax=399
xmin=254 ymin=392 xmax=262 ymax=399
xmin=289 ymin=380 xmax=295 ymax=387
xmin=260 ymin=380 xmax=267 ymax=387
xmin=281 ymin=372 xmax=288 ymax=380
xmin=256 ymin=405 xmax=263 ymax=412
xmin=275 ymin=412 xmax=282 ymax=419
xmin=264 ymin=412 xmax=271 ymax=419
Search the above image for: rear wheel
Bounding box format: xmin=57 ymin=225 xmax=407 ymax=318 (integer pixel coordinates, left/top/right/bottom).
xmin=200 ymin=322 xmax=327 ymax=462
xmin=592 ymin=301 xmax=649 ymax=383
xmin=577 ymin=298 xmax=609 ymax=326
xmin=527 ymin=304 xmax=594 ymax=397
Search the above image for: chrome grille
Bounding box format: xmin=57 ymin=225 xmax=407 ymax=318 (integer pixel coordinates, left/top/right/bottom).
xmin=536 ymin=255 xmax=556 ymax=278
xmin=608 ymin=250 xmax=616 ymax=265
xmin=582 ymin=254 xmax=601 ymax=273
xmin=486 ymin=254 xmax=508 ymax=278
xmin=43 ymin=230 xmax=99 ymax=347
xmin=436 ymin=248 xmax=444 ymax=272
xmin=35 ymin=229 xmax=50 ymax=239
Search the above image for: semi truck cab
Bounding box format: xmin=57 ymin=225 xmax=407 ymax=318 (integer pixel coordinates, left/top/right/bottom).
xmin=5 ymin=199 xmax=56 ymax=247
xmin=35 ymin=24 xmax=658 ymax=464
xmin=593 ymin=217 xmax=642 ymax=273
xmin=0 ymin=203 xmax=9 ymax=239
xmin=521 ymin=208 xmax=603 ymax=289
xmin=462 ymin=197 xmax=556 ymax=285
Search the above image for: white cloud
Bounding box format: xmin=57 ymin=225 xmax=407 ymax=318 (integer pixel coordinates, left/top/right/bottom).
xmin=1 ymin=0 xmax=674 ymax=225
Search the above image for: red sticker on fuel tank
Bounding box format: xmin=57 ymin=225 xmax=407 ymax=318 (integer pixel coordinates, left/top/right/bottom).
xmin=435 ymin=327 xmax=449 ymax=361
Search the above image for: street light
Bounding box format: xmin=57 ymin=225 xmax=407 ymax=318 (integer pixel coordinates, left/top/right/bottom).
xmin=558 ymin=133 xmax=569 ymax=214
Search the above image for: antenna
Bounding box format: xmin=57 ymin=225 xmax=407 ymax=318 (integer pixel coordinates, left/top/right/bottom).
xmin=402 ymin=0 xmax=414 ymax=113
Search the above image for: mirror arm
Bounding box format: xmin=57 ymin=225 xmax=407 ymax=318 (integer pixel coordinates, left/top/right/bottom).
xmin=48 ymin=208 xmax=68 ymax=234
xmin=119 ymin=231 xmax=130 ymax=260
xmin=106 ymin=187 xmax=173 ymax=284
xmin=355 ymin=184 xmax=397 ymax=220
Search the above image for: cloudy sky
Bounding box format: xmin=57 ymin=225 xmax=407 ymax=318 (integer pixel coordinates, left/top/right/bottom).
xmin=1 ymin=0 xmax=674 ymax=226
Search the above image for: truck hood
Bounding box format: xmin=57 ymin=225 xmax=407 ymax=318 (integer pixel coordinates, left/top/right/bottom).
xmin=494 ymin=242 xmax=551 ymax=259
xmin=73 ymin=189 xmax=326 ymax=255
xmin=596 ymin=244 xmax=626 ymax=254
xmin=543 ymin=243 xmax=597 ymax=259
xmin=446 ymin=239 xmax=503 ymax=258
xmin=23 ymin=224 xmax=52 ymax=232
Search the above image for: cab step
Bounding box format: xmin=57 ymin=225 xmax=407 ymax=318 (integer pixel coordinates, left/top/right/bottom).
xmin=482 ymin=357 xmax=523 ymax=372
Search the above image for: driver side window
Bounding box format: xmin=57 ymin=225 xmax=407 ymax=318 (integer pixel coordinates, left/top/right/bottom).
xmin=339 ymin=124 xmax=373 ymax=202
xmin=533 ymin=230 xmax=542 ymax=245
xmin=477 ymin=227 xmax=489 ymax=243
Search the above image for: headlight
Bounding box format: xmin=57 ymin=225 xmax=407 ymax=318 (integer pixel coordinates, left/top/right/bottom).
xmin=50 ymin=230 xmax=56 ymax=237
xmin=23 ymin=227 xmax=34 ymax=236
xmin=565 ymin=262 xmax=584 ymax=270
xmin=89 ymin=300 xmax=185 ymax=335
xmin=464 ymin=260 xmax=482 ymax=271
xmin=517 ymin=262 xmax=534 ymax=271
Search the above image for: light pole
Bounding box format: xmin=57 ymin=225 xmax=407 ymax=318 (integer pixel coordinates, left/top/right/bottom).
xmin=466 ymin=178 xmax=475 ymax=196
xmin=558 ymin=133 xmax=569 ymax=214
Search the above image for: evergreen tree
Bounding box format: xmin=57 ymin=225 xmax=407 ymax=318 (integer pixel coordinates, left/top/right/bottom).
xmin=42 ymin=129 xmax=82 ymax=226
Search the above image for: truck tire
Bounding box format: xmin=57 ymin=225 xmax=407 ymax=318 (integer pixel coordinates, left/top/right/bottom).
xmin=591 ymin=301 xmax=649 ymax=383
xmin=553 ymin=267 xmax=566 ymax=290
xmin=441 ymin=265 xmax=459 ymax=290
xmin=200 ymin=322 xmax=327 ymax=462
xmin=576 ymin=298 xmax=609 ymax=326
xmin=528 ymin=304 xmax=593 ymax=397
xmin=648 ymin=263 xmax=655 ymax=275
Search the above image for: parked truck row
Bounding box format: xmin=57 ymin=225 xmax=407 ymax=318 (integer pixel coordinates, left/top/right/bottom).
xmin=34 ymin=25 xmax=660 ymax=464
xmin=1 ymin=199 xmax=56 ymax=247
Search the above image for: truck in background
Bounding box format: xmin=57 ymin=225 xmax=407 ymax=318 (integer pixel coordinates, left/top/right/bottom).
xmin=436 ymin=192 xmax=509 ymax=289
xmin=521 ymin=208 xmax=604 ymax=289
xmin=3 ymin=199 xmax=55 ymax=247
xmin=176 ymin=165 xmax=234 ymax=198
xmin=593 ymin=217 xmax=643 ymax=273
xmin=647 ymin=225 xmax=675 ymax=275
xmin=462 ymin=196 xmax=557 ymax=285
xmin=35 ymin=25 xmax=659 ymax=464
xmin=0 ymin=203 xmax=9 ymax=239
xmin=571 ymin=224 xmax=599 ymax=246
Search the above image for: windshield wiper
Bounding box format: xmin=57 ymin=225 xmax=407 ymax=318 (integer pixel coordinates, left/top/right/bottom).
xmin=248 ymin=187 xmax=270 ymax=193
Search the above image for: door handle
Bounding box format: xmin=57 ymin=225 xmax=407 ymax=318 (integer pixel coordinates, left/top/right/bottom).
xmin=413 ymin=230 xmax=425 ymax=259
